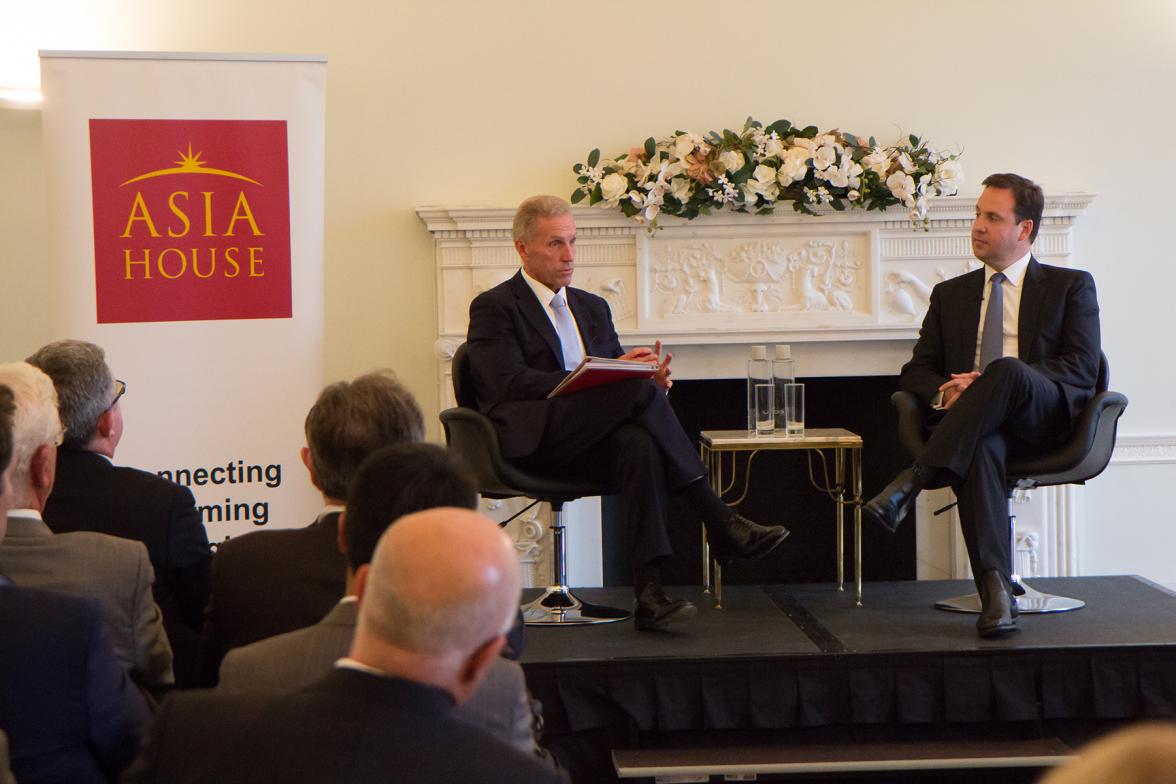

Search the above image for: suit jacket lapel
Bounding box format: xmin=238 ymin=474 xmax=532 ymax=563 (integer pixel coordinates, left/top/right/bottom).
xmin=1018 ymin=257 xmax=1045 ymax=361
xmin=566 ymin=288 xmax=600 ymax=356
xmin=508 ymin=271 xmax=563 ymax=366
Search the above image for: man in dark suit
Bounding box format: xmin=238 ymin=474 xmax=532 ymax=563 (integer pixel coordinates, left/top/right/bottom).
xmin=197 ymin=370 xmax=424 ymax=684
xmin=0 ymin=382 xmax=151 ymax=784
xmin=466 ymin=195 xmax=789 ymax=630
xmin=218 ymin=443 xmax=551 ymax=763
xmin=123 ymin=507 xmax=569 ymax=784
xmin=29 ymin=339 xmax=210 ymax=687
xmin=863 ymin=173 xmax=1101 ymax=637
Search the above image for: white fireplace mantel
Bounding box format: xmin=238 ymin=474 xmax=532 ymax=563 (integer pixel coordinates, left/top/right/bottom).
xmin=417 ymin=194 xmax=1095 ymax=586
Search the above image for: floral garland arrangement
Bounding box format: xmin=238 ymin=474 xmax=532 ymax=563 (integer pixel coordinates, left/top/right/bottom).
xmin=572 ymin=117 xmax=962 ymax=229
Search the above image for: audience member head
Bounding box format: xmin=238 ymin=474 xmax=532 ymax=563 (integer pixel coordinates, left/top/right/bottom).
xmin=0 ymin=363 xmax=62 ymax=512
xmin=26 ymin=339 xmax=121 ymax=453
xmin=0 ymin=384 xmax=16 ymax=529
xmin=350 ymin=508 xmax=521 ymax=704
xmin=1039 ymin=722 xmax=1176 ymax=784
xmin=302 ymin=370 xmax=424 ymax=502
xmin=343 ymin=443 xmax=477 ymax=572
xmin=980 ymin=172 xmax=1045 ymax=243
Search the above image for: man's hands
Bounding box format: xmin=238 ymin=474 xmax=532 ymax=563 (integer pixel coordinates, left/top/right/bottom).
xmin=938 ymin=371 xmax=979 ymax=409
xmin=621 ymin=340 xmax=673 ymax=391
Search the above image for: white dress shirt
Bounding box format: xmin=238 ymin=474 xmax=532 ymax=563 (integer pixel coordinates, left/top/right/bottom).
xmin=519 ymin=267 xmax=586 ymax=358
xmin=973 ymin=251 xmax=1032 ymax=371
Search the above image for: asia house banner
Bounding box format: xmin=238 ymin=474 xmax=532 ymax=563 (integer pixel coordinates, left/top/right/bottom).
xmin=39 ymin=51 xmax=326 ymax=545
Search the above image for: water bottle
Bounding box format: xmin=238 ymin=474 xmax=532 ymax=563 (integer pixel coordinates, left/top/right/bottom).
xmin=772 ymin=345 xmax=796 ymax=430
xmin=747 ymin=345 xmax=772 ymax=431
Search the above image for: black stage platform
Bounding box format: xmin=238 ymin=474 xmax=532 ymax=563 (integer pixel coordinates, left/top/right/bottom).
xmin=521 ymin=576 xmax=1176 ymax=782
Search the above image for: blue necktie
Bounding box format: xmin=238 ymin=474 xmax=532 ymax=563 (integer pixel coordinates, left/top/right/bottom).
xmin=979 ymin=271 xmax=1006 ymax=371
xmin=551 ymin=292 xmax=583 ymax=371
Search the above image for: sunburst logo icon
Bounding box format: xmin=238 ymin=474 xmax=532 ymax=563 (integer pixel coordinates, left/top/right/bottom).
xmin=120 ymin=143 xmax=262 ymax=187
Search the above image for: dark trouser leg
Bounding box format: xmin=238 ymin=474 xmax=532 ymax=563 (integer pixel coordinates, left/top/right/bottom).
xmin=953 ymin=432 xmax=1012 ymax=585
xmin=523 ymin=413 xmax=676 ymax=575
xmin=919 ymin=358 xmax=1069 ymax=480
xmin=527 ymin=378 xmax=705 ymax=487
xmin=919 ymin=358 xmax=1069 ymax=581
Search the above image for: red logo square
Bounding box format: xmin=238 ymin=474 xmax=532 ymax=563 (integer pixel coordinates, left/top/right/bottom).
xmin=89 ymin=119 xmax=292 ymax=323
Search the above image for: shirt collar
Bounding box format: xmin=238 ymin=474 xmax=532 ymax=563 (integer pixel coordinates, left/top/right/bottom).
xmin=987 ymin=251 xmax=1032 ymax=288
xmin=520 ymin=266 xmax=563 ymax=307
xmin=334 ymin=656 xmax=388 ymax=678
xmin=317 ymin=504 xmax=345 ymax=523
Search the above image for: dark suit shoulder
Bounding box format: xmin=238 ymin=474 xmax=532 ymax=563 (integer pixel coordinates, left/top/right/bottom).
xmin=214 ymin=519 xmax=335 ymax=559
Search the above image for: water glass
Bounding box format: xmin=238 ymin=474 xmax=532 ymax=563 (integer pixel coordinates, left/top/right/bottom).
xmin=754 ymin=383 xmax=775 ymax=435
xmin=782 ymin=383 xmax=804 ymax=438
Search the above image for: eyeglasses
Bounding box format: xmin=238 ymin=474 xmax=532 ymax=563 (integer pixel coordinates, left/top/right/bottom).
xmin=108 ymin=379 xmax=126 ymax=411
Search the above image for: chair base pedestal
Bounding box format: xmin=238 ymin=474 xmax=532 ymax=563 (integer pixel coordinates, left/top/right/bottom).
xmin=521 ymin=586 xmax=631 ymax=626
xmin=935 ymin=581 xmax=1086 ymax=614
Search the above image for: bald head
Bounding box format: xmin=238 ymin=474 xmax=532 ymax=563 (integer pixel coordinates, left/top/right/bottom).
xmin=357 ymin=508 xmax=521 ymax=659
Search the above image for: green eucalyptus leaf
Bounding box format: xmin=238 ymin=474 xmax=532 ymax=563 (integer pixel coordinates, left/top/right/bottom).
xmin=571 ymin=189 xmax=587 ymax=204
xmin=644 ymin=137 xmax=656 ymax=159
xmin=587 ymin=148 xmax=600 ymax=168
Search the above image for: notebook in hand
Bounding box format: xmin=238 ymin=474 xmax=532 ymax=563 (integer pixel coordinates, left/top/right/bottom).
xmin=546 ymin=356 xmax=659 ymax=398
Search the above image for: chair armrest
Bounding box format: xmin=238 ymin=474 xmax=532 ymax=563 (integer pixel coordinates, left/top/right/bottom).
xmin=1008 ymin=391 xmax=1128 ymax=485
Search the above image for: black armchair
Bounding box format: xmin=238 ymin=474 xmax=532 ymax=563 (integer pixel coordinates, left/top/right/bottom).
xmin=439 ymin=343 xmax=629 ymax=626
xmin=891 ymin=352 xmax=1127 ymax=613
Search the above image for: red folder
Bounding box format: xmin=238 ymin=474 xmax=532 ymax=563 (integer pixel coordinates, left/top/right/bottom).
xmin=546 ymin=356 xmax=659 ymax=398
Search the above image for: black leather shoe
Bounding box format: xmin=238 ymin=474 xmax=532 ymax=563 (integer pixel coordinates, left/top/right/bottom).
xmin=862 ymin=465 xmax=929 ymax=533
xmin=707 ymin=514 xmax=790 ymax=562
xmin=634 ymin=584 xmax=697 ymax=631
xmin=977 ymin=570 xmax=1018 ymax=638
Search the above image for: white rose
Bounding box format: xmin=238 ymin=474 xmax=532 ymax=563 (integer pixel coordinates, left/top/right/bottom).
xmin=600 ymin=172 xmax=629 ymax=204
xmin=813 ymin=144 xmax=838 ymax=172
xmin=669 ymin=176 xmax=693 ymax=203
xmin=673 ymin=134 xmax=696 ymax=161
xmin=825 ymin=165 xmax=849 ymax=188
xmin=718 ymin=150 xmax=745 ymax=174
xmin=847 ymin=189 xmax=861 ymax=202
xmin=762 ymin=135 xmax=784 ymax=158
xmin=790 ymin=136 xmax=816 ymax=151
xmin=746 ymin=164 xmax=780 ymax=201
xmin=778 ymin=146 xmax=810 ymax=184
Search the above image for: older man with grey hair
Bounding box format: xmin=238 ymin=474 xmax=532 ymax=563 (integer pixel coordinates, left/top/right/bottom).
xmin=125 ymin=508 xmax=569 ymax=784
xmin=30 ymin=339 xmax=210 ymax=687
xmin=466 ymin=195 xmax=790 ymax=630
xmin=0 ymin=362 xmax=172 ymax=690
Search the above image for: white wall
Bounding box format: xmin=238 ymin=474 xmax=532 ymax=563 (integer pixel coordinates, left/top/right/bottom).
xmin=2 ymin=0 xmax=1173 ymax=579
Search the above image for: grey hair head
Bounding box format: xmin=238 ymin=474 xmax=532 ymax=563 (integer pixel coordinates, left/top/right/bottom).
xmin=0 ymin=363 xmax=62 ymax=493
xmin=512 ymin=195 xmax=572 ymax=242
xmin=27 ymin=339 xmax=115 ymax=450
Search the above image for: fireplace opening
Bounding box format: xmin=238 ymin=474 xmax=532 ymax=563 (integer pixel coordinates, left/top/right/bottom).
xmin=601 ymin=376 xmax=916 ymax=587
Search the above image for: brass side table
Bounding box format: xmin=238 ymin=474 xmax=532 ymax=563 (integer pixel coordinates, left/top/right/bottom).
xmin=699 ymin=428 xmax=864 ymax=607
